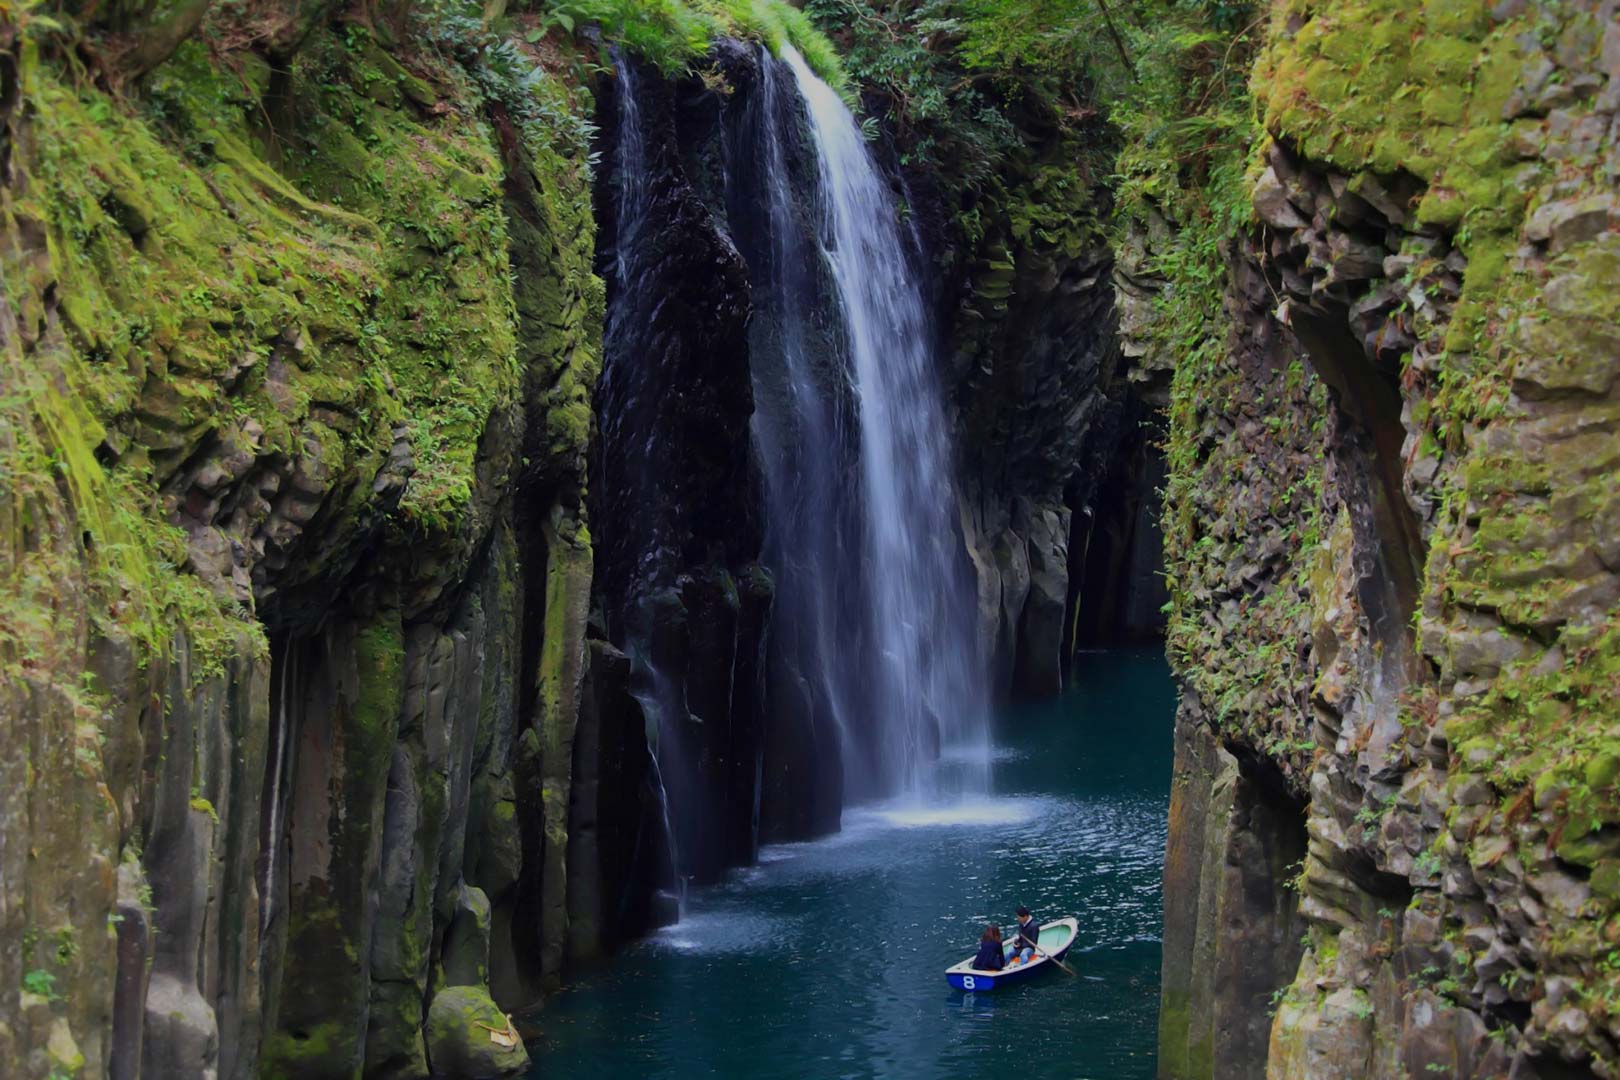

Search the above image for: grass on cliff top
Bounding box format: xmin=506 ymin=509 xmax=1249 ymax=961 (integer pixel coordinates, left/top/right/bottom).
xmin=541 ymin=0 xmax=847 ymax=89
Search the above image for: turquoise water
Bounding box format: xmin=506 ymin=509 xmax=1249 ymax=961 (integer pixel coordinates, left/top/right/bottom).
xmin=530 ymin=648 xmax=1175 ymax=1079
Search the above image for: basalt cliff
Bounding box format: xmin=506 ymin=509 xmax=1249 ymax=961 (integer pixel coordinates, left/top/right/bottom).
xmin=1151 ymin=2 xmax=1620 ymax=1078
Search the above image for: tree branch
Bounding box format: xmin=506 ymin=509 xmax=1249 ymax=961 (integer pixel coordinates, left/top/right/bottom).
xmin=1093 ymin=0 xmax=1134 ymax=79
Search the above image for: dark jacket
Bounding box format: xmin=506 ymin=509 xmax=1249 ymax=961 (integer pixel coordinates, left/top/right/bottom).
xmin=972 ymin=939 xmax=1005 ymax=971
xmin=1015 ymin=916 xmax=1041 ymax=952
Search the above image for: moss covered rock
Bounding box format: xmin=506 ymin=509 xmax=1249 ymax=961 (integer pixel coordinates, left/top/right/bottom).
xmin=1136 ymin=0 xmax=1620 ymax=1073
xmin=424 ymin=985 xmax=529 ymax=1079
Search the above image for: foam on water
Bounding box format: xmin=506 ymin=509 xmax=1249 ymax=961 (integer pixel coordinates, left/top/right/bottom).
xmin=860 ymin=797 xmax=1045 ymax=830
xmin=651 ymin=910 xmax=793 ymax=954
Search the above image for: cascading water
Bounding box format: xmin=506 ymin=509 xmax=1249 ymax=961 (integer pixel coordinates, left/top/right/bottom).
xmin=774 ymin=47 xmax=989 ymax=798
xmin=733 ymin=50 xmax=864 ymax=826
xmin=259 ymin=640 xmax=292 ymax=941
xmin=598 ymin=51 xmax=684 ymax=913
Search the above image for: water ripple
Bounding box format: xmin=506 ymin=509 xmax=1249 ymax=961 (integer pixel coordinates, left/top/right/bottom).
xmin=533 ymin=649 xmax=1176 ymax=1080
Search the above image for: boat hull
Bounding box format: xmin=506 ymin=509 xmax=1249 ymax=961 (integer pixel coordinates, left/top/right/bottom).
xmin=944 ymin=917 xmax=1078 ymax=992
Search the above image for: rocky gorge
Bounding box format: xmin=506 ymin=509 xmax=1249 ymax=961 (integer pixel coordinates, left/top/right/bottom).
xmin=1 ymin=0 xmax=1617 ymax=1078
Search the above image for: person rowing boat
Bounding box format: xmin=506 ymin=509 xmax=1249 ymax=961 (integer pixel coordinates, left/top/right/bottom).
xmin=1009 ymin=905 xmax=1040 ymax=965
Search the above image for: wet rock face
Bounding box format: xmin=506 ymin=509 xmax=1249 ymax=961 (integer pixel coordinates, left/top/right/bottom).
xmin=1161 ymin=718 xmax=1308 ymax=1080
xmin=592 ymin=54 xmax=763 ymax=620
xmin=935 ymin=196 xmax=1159 ymax=699
xmin=588 ymin=53 xmax=775 ymax=889
xmin=1157 ymin=2 xmax=1620 ymax=1077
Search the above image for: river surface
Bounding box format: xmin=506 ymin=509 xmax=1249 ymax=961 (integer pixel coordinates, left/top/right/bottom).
xmin=530 ymin=648 xmax=1174 ymax=1079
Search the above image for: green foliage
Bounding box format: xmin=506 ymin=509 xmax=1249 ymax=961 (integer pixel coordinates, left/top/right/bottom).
xmin=23 ymin=968 xmax=62 ymax=1002
xmin=1099 ymin=1 xmax=1334 ymax=772
xmin=535 ymin=0 xmax=848 ymax=88
xmin=1110 ymin=0 xmax=1260 ymax=363
xmin=943 ymin=0 xmax=1140 ymax=98
xmin=53 ymin=928 xmax=76 ymax=965
xmin=419 ymin=13 xmax=598 ymax=164
xmin=1111 ymin=3 xmax=1257 ymax=236
xmin=805 ymin=0 xmax=1022 ymax=197
xmin=803 ymin=0 xmax=1114 ymax=268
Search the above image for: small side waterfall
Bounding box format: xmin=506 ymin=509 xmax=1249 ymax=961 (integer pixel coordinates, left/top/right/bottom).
xmin=259 ymin=637 xmax=293 ymax=942
xmin=597 ymin=52 xmax=684 ymax=911
xmin=778 ymin=48 xmax=989 ymax=797
xmin=592 ymin=49 xmax=766 ymax=893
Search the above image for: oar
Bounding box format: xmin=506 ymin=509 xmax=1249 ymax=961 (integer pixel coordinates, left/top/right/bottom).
xmin=1025 ymin=937 xmax=1077 ymax=978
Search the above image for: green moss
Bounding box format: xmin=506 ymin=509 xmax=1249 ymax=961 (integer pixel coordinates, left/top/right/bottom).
xmin=0 ymin=61 xmax=278 ymax=686
xmin=290 ymin=28 xmax=525 ymax=531
xmin=545 ymin=0 xmax=847 ymax=90
xmin=537 ymin=532 xmax=591 ymax=793
xmin=1157 ymin=985 xmax=1214 ymax=1080
xmin=260 ymin=1021 xmax=349 ymax=1080
xmin=3 ymin=11 xmax=598 ymax=698
xmin=424 ymin=985 xmax=528 ymax=1075
xmin=1256 ymin=0 xmax=1531 ymax=242
xmin=353 ymin=621 xmax=406 ymax=741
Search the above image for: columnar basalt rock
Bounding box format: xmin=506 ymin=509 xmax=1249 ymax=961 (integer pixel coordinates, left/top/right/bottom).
xmin=1 ymin=21 xmax=606 ymax=1077
xmin=942 ymin=184 xmax=1160 ymax=698
xmin=1155 ymin=2 xmax=1620 ymax=1077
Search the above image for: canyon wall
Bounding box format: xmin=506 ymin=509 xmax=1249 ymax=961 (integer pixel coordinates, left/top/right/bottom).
xmin=901 ymin=93 xmax=1165 ymax=703
xmin=1151 ymin=1 xmax=1620 ymax=1077
xmin=0 ymin=20 xmax=612 ymax=1077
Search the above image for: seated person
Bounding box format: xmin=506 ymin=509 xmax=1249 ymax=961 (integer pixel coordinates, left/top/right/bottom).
xmin=1010 ymin=906 xmax=1040 ymax=965
xmin=971 ymin=924 xmax=1006 ymax=971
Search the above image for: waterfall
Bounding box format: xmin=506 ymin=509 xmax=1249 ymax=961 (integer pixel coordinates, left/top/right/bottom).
xmin=596 ymin=43 xmax=991 ymax=907
xmin=770 ymin=48 xmax=988 ymax=798
xmin=610 ymin=55 xmax=651 ymax=301
xmin=740 ymin=51 xmax=866 ymax=812
xmin=260 ymin=638 xmax=292 ymax=941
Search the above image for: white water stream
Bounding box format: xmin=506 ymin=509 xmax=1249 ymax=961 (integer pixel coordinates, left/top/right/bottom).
xmin=780 ymin=48 xmax=989 ymax=796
